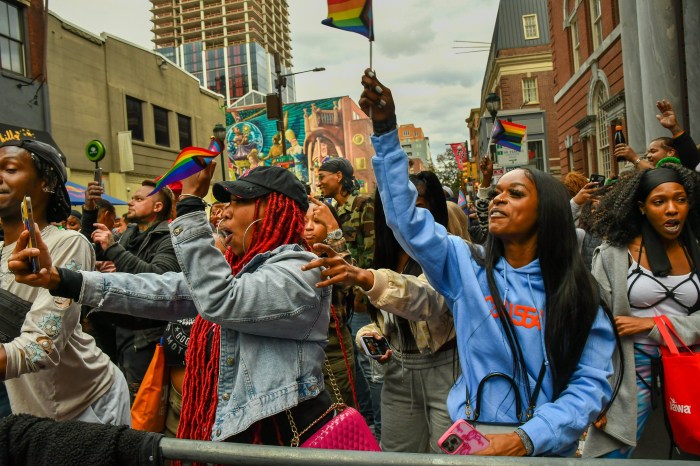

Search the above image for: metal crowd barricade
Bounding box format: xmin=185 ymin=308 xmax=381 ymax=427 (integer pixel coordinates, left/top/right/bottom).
xmin=158 ymin=438 xmax=690 ymax=466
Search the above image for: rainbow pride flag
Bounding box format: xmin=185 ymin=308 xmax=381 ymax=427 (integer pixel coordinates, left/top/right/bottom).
xmin=491 ymin=119 xmax=527 ymax=151
xmin=149 ymin=146 xmax=220 ymax=195
xmin=322 ymin=0 xmax=374 ymax=40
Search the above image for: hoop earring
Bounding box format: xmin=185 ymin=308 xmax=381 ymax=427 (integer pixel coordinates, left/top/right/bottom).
xmin=241 ymin=218 xmax=263 ymax=254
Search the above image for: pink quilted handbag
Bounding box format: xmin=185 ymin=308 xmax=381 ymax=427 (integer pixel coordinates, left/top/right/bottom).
xmin=300 ymin=405 xmax=381 ymax=451
xmin=287 ymin=359 xmax=381 ymax=451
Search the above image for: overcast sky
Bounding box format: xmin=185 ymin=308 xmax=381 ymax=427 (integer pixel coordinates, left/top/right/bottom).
xmin=49 ymin=0 xmax=499 ymax=156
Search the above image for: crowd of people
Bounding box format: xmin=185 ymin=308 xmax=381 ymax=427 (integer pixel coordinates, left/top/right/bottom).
xmin=0 ymin=71 xmax=698 ymax=461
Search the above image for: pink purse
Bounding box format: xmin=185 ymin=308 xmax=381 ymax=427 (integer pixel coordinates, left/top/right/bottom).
xmin=286 ymin=360 xmax=381 ymax=451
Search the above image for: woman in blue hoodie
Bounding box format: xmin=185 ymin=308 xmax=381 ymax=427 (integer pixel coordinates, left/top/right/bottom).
xmin=355 ymin=70 xmax=616 ymax=456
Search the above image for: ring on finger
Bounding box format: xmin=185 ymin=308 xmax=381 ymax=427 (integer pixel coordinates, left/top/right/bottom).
xmin=374 ymin=85 xmax=383 ymax=95
xmin=377 ymin=99 xmax=387 ymax=109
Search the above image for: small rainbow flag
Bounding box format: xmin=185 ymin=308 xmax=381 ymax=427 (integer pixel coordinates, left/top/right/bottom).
xmin=457 ymin=189 xmax=468 ymax=207
xmin=149 ymin=146 xmax=219 ymax=195
xmin=491 ymin=119 xmax=527 ymax=151
xmin=322 ymin=0 xmax=374 ymax=40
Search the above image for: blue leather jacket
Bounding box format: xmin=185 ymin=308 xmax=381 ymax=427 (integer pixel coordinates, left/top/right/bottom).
xmin=79 ymin=211 xmax=331 ymax=441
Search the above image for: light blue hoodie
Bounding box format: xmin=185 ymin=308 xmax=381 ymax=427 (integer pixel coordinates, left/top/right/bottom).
xmin=372 ymin=129 xmax=614 ymax=456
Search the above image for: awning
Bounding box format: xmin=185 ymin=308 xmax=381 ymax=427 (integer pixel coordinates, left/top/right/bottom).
xmin=65 ymin=181 xmax=128 ymax=206
xmin=0 ymin=123 xmax=66 ymax=161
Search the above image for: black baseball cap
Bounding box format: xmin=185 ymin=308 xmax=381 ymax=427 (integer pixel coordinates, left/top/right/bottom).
xmin=213 ymin=166 xmax=309 ymax=211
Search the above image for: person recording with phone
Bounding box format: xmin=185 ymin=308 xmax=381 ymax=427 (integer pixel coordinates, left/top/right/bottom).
xmin=356 ymin=69 xmax=616 ymax=456
xmin=0 ymin=139 xmax=129 ymax=425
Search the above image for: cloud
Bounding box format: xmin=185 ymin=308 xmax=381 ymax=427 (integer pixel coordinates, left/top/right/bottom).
xmin=49 ymin=0 xmax=499 ymax=156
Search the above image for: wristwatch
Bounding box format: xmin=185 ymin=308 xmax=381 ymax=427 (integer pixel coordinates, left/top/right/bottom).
xmin=324 ymin=229 xmax=343 ymax=242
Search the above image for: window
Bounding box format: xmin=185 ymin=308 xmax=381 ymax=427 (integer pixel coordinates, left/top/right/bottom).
xmin=570 ymin=14 xmax=580 ymax=71
xmin=0 ymin=1 xmax=25 ymax=74
xmin=589 ymin=0 xmax=603 ymax=50
xmin=125 ymin=96 xmax=144 ymax=141
xmin=177 ymin=114 xmax=192 ymax=149
xmin=567 ymin=146 xmax=575 ymax=172
xmin=522 ymin=77 xmax=538 ymax=103
xmin=594 ymin=84 xmax=611 ymax=177
xmin=522 ymin=14 xmax=539 ymax=40
xmin=153 ymin=105 xmax=170 ymax=147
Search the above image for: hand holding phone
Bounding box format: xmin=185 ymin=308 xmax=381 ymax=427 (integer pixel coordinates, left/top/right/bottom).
xmin=94 ymin=167 xmax=103 ymax=187
xmin=21 ymin=196 xmax=41 ymax=273
xmin=589 ymin=174 xmax=605 ymax=188
xmin=438 ymin=420 xmax=490 ymax=455
xmin=360 ymin=334 xmax=390 ymax=360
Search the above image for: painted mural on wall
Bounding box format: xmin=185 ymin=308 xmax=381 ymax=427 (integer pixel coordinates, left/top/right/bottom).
xmin=225 ymin=96 xmax=371 ymax=189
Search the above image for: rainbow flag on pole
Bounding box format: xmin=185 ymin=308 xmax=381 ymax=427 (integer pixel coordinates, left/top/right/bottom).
xmin=490 ymin=119 xmax=527 ymax=151
xmin=322 ymin=0 xmax=374 ymax=40
xmin=149 ymin=146 xmax=220 ymax=195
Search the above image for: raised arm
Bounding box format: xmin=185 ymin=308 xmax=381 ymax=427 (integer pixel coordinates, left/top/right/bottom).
xmin=359 ymin=69 xmax=464 ymax=301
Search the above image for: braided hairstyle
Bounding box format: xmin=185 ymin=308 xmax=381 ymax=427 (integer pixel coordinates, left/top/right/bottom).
xmin=177 ymin=191 xmax=309 ymax=442
xmin=30 ymin=154 xmax=71 ymax=223
xmin=590 ymin=163 xmax=700 ymax=247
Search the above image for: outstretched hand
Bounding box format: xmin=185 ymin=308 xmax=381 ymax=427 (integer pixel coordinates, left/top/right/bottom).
xmin=302 ymin=243 xmax=375 ymax=290
xmin=656 ymin=99 xmax=682 ymax=135
xmin=8 ymin=227 xmax=57 ymax=290
xmin=480 ymin=156 xmax=493 ymax=186
xmin=359 ymin=69 xmax=395 ymax=123
xmin=181 ymin=159 xmax=217 ymax=198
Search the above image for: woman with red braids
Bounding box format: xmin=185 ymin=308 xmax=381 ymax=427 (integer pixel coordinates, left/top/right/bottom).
xmin=9 ymin=163 xmax=334 ymax=447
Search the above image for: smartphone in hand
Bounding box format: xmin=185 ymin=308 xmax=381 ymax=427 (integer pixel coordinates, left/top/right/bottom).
xmin=438 ymin=420 xmax=490 ymax=455
xmin=94 ymin=167 xmax=103 ymax=187
xmin=21 ymin=196 xmax=41 ymax=273
xmin=589 ymin=174 xmax=605 ymax=188
xmin=360 ymin=335 xmax=390 ymax=360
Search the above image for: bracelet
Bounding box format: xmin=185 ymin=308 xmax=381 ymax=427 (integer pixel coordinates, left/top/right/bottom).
xmin=178 ymin=193 xmax=204 ymax=201
xmin=633 ymin=157 xmax=642 ymax=166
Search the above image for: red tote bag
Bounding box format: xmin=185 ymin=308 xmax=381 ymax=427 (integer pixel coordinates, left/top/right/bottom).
xmin=654 ymin=315 xmax=700 ymax=455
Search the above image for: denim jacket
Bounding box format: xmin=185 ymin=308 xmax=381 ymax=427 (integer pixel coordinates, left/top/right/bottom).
xmin=79 ymin=211 xmax=331 ymax=441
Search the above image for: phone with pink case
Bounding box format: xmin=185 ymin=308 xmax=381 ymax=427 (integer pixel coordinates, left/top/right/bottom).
xmin=438 ymin=419 xmax=490 ymax=455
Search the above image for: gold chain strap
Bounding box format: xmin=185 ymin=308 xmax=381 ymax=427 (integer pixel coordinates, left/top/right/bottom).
xmin=286 ymin=357 xmax=346 ymax=447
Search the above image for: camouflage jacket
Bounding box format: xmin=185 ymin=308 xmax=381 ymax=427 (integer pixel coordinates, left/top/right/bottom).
xmin=335 ymin=193 xmax=375 ymax=270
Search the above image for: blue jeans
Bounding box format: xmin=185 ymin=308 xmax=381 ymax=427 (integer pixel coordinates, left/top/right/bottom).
xmin=349 ymin=312 xmax=383 ymax=437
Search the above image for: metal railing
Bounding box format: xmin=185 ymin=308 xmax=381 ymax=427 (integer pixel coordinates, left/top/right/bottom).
xmin=158 ymin=439 xmax=690 ymax=466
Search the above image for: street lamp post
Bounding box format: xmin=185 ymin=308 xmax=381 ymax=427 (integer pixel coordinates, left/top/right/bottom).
xmin=269 ymin=53 xmax=325 ymax=157
xmin=213 ymin=123 xmax=227 ymax=181
xmin=484 ymin=93 xmax=501 ymax=173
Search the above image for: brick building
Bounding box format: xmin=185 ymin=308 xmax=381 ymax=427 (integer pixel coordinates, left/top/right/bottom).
xmin=548 ymin=0 xmax=624 ymax=177
xmin=549 ymin=0 xmax=698 ymax=178
xmin=476 ymin=0 xmax=559 ymax=175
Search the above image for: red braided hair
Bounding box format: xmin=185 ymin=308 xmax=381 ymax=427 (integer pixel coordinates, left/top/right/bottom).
xmin=177 ymin=192 xmax=308 ymax=442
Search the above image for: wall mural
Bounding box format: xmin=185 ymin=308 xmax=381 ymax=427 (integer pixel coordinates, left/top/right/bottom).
xmin=225 ymin=96 xmax=375 ymax=192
